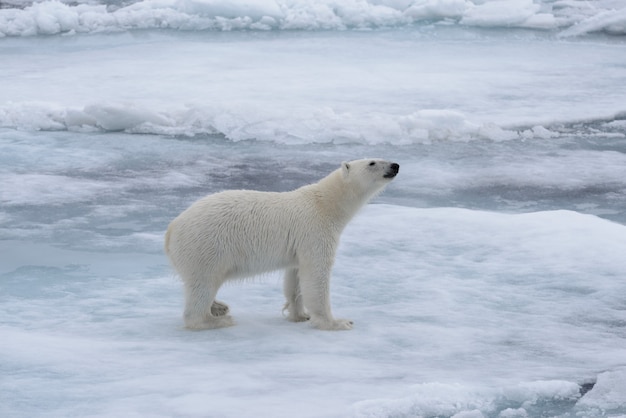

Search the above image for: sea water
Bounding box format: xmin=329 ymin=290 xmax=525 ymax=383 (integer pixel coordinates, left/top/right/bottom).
xmin=1 ymin=1 xmax=626 ymax=417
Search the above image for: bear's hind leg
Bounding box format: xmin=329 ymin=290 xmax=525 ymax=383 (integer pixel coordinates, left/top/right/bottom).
xmin=282 ymin=268 xmax=310 ymax=322
xmin=183 ymin=278 xmax=234 ymax=330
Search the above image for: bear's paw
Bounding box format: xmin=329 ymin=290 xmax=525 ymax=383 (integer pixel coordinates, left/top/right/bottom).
xmin=211 ymin=300 xmax=230 ymax=317
xmin=184 ymin=314 xmax=235 ymax=330
xmin=312 ymin=317 xmax=353 ymax=331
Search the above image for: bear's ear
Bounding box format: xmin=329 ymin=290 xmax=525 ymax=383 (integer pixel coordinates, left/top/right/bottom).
xmin=342 ymin=161 xmax=350 ymax=179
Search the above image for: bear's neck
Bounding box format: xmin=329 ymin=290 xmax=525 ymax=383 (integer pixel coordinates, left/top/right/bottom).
xmin=312 ymin=169 xmax=372 ymax=229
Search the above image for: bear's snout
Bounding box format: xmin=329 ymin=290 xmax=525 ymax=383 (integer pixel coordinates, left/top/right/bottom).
xmin=384 ymin=163 xmax=400 ymax=178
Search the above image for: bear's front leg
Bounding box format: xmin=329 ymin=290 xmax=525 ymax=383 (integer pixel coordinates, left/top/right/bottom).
xmin=298 ymin=258 xmax=353 ymax=331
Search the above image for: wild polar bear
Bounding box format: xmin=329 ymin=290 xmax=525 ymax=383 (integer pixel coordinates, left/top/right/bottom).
xmin=164 ymin=159 xmax=399 ymax=331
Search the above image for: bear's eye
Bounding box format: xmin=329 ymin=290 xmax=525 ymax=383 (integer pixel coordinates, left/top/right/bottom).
xmin=369 ymin=161 xmax=376 ymax=166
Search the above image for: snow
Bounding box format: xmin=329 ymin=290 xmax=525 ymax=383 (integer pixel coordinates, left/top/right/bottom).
xmin=2 ymin=129 xmax=626 ymax=417
xmin=1 ymin=29 xmax=625 ymax=143
xmin=2 ymin=202 xmax=626 ymax=417
xmin=0 ymin=0 xmax=399 ymax=35
xmin=460 ymin=0 xmax=540 ymax=27
xmin=577 ymin=370 xmax=626 ymax=412
xmin=2 ymin=0 xmax=626 ymax=416
xmin=1 ymin=0 xmax=626 ymax=36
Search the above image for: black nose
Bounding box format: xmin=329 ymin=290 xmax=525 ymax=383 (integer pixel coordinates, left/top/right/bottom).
xmin=384 ymin=163 xmax=400 ymax=178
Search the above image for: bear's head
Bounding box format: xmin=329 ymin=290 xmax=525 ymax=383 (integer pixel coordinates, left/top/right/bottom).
xmin=341 ymin=159 xmax=399 ymax=199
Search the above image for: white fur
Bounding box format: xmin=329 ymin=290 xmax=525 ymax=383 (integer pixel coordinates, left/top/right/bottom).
xmin=164 ymin=159 xmax=399 ymax=331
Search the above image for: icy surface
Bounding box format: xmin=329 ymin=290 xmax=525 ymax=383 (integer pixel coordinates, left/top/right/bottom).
xmin=2 ymin=197 xmax=626 ymax=417
xmin=1 ymin=0 xmax=626 ymax=36
xmin=2 ymin=131 xmax=626 ymax=417
xmin=1 ymin=0 xmax=626 ymax=416
xmin=1 ymin=29 xmax=625 ymax=144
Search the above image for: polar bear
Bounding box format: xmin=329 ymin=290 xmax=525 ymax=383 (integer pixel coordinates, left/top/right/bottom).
xmin=164 ymin=159 xmax=399 ymax=331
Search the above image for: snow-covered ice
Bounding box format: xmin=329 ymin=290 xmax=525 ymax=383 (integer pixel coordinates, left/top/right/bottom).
xmin=1 ymin=0 xmax=626 ymax=36
xmin=1 ymin=0 xmax=626 ymax=417
xmin=1 ymin=27 xmax=625 ymax=143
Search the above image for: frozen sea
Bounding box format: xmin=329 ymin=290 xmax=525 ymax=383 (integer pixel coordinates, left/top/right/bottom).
xmin=1 ymin=0 xmax=626 ymax=417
